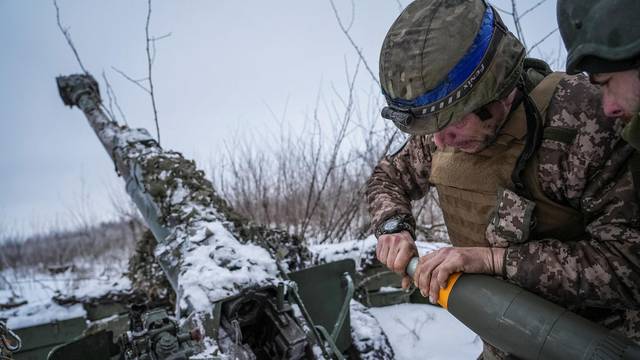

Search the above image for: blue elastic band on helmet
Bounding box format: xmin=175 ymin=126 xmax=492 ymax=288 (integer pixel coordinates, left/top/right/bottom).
xmin=387 ymin=6 xmax=495 ymax=109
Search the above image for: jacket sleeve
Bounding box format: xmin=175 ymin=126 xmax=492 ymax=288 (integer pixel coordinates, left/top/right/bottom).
xmin=366 ymin=134 xmax=433 ymax=233
xmin=503 ymin=75 xmax=640 ymax=309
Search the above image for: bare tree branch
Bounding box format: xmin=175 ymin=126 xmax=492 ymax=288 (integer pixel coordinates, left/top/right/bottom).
xmin=101 ymin=71 xmax=128 ymax=125
xmin=112 ymin=66 xmax=151 ymax=94
xmin=150 ymin=32 xmax=172 ymax=66
xmin=395 ymin=0 xmax=404 ymax=13
xmin=145 ymin=0 xmax=161 ymax=145
xmin=302 ymin=59 xmax=361 ymax=240
xmin=346 ymin=0 xmax=356 ymax=32
xmin=520 ymin=0 xmax=547 ymax=19
xmin=527 ymin=28 xmax=558 ymax=55
xmin=100 ymin=71 xmax=118 ymax=121
xmin=53 ymin=0 xmax=89 ymax=74
xmin=151 ymin=33 xmax=172 ymax=42
xmin=510 ymin=0 xmax=528 ymax=50
xmin=329 ymin=0 xmax=380 ymax=87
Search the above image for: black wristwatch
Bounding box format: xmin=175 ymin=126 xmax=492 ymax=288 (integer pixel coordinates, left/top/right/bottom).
xmin=375 ymin=215 xmax=415 ymax=239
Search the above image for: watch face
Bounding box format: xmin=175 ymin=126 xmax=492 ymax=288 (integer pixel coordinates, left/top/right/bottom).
xmin=383 ymin=219 xmax=400 ymax=232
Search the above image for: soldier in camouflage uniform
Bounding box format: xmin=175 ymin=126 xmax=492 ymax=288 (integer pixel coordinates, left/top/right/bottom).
xmin=368 ymin=0 xmax=640 ymax=358
xmin=555 ymin=0 xmax=640 ymax=347
xmin=557 ymin=0 xmax=640 ymax=151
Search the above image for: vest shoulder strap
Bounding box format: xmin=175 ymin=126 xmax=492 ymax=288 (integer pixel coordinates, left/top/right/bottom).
xmin=511 ymin=72 xmax=566 ymax=195
xmin=528 ymin=72 xmax=565 ymax=115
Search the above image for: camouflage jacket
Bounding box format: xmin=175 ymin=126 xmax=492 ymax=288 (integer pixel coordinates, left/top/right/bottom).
xmin=367 ymin=74 xmax=640 ymax=317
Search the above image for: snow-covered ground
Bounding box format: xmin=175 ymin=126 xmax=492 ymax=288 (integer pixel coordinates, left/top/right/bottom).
xmin=370 ymin=304 xmax=482 ymax=359
xmin=0 ymin=250 xmax=131 ymax=329
xmin=1 ymin=239 xmax=483 ymax=359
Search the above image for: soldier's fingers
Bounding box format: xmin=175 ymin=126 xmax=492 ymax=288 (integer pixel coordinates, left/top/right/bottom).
xmin=401 ymin=275 xmax=411 ymax=290
xmin=378 ymin=241 xmax=390 ymax=264
xmin=386 ymin=245 xmax=400 ymax=270
xmin=417 ymin=265 xmax=432 ymax=298
xmin=412 ymin=255 xmax=429 ymax=293
xmin=413 ymin=260 xmax=424 ymax=295
xmin=436 ymin=266 xmax=452 ymax=290
xmin=431 ymin=261 xmax=459 ymax=301
xmin=418 ymin=252 xmax=445 ymax=301
xmin=376 ymin=237 xmax=389 ymax=260
xmin=429 ymin=267 xmax=442 ymax=304
xmin=416 ymin=256 xmax=435 ymax=296
xmin=393 ymin=246 xmax=414 ymax=273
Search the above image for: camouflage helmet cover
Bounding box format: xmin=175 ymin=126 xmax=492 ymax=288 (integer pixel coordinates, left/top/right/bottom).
xmin=379 ymin=0 xmax=525 ymax=135
xmin=557 ymin=0 xmax=640 ymax=75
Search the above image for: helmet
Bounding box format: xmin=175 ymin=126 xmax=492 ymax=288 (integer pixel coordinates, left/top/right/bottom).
xmin=379 ymin=0 xmax=525 ymax=135
xmin=557 ymin=0 xmax=640 ymax=75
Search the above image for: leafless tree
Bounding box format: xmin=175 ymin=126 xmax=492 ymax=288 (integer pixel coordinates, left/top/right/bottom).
xmin=493 ymin=1 xmax=560 ymax=62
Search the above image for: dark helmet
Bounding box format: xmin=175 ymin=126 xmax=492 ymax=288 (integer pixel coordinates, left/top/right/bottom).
xmin=379 ymin=0 xmax=525 ymax=135
xmin=557 ymin=0 xmax=640 ymax=75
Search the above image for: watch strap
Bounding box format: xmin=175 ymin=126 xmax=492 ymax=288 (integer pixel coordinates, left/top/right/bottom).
xmin=375 ymin=214 xmax=416 ymax=239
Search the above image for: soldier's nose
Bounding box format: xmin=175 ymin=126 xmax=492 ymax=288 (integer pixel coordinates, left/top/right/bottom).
xmin=602 ymin=94 xmax=625 ymax=118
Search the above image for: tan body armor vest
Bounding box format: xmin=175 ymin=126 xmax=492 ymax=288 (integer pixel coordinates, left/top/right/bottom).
xmin=429 ymin=73 xmax=584 ymax=247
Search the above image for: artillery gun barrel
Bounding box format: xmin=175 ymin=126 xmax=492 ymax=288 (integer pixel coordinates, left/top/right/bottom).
xmin=406 ymin=257 xmax=640 ymax=359
xmin=56 ymin=73 xmax=343 ymax=360
xmin=56 ymin=73 xmax=284 ymax=316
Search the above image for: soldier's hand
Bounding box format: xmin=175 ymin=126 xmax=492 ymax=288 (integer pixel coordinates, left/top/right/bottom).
xmin=413 ymin=247 xmax=505 ymax=304
xmin=376 ymin=231 xmax=418 ymax=289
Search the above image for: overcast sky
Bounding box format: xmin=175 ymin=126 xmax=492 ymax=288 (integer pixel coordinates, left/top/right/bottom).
xmin=0 ymin=0 xmax=562 ymax=237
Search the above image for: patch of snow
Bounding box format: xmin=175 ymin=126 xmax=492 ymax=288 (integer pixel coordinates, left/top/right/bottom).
xmin=379 ymin=286 xmax=403 ymax=293
xmin=369 ymin=303 xmax=482 ymax=360
xmin=118 ymin=127 xmax=154 ymax=145
xmin=350 ymin=300 xmax=394 ymax=359
xmin=68 ymin=274 xmax=131 ymax=300
xmin=160 ymin=220 xmax=279 ymax=312
xmin=4 ymin=302 xmax=85 ymax=330
xmin=170 ymin=182 xmax=188 ymax=204
xmin=311 ymin=345 xmax=324 ymax=359
xmin=310 ymin=236 xmax=378 ymax=270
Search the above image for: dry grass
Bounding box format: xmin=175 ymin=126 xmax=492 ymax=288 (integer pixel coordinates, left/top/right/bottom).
xmin=0 ymin=219 xmax=143 ymax=272
xmin=210 ymin=73 xmax=446 ymax=244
